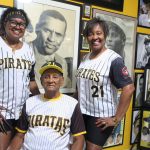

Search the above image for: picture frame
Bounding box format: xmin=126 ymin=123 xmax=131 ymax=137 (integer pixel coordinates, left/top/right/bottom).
xmin=73 ymin=0 xmax=124 ymax=11
xmin=130 ymin=143 xmax=140 ymax=150
xmin=138 ymin=0 xmax=150 ymax=28
xmin=81 ymin=20 xmax=87 ymax=34
xmin=15 ymin=0 xmax=81 ymax=93
xmin=93 ymin=9 xmax=137 ymax=76
xmin=133 ymin=73 xmax=144 ymax=108
xmin=81 ymin=36 xmax=89 ymax=50
xmin=104 ymin=117 xmax=125 ymax=148
xmin=82 ymin=3 xmax=91 ymax=19
xmin=143 ymin=67 xmax=150 ymax=106
xmin=135 ymin=33 xmax=150 ymax=69
xmin=140 ymin=110 xmax=150 ymax=149
xmin=130 ymin=110 xmax=141 ymax=144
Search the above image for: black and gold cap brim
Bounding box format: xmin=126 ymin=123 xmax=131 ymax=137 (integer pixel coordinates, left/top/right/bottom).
xmin=39 ymin=64 xmax=63 ymax=75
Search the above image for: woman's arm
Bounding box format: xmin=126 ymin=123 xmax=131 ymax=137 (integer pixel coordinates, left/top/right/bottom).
xmin=7 ymin=132 xmax=25 ymax=150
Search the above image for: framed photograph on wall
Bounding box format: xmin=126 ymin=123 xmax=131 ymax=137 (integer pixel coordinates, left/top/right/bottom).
xmin=140 ymin=110 xmax=150 ymax=149
xmin=133 ymin=73 xmax=144 ymax=108
xmin=81 ymin=20 xmax=87 ymax=34
xmin=82 ymin=4 xmax=91 ymax=18
xmin=143 ymin=67 xmax=150 ymax=106
xmin=135 ymin=33 xmax=150 ymax=69
xmin=93 ymin=9 xmax=137 ymax=76
xmin=138 ymin=0 xmax=150 ymax=28
xmin=130 ymin=110 xmax=141 ymax=144
xmin=15 ymin=0 xmax=81 ymax=93
xmin=73 ymin=0 xmax=124 ymax=11
xmin=81 ymin=36 xmax=89 ymax=50
xmin=104 ymin=117 xmax=125 ymax=148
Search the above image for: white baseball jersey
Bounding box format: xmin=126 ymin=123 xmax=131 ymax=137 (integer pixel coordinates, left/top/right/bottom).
xmin=0 ymin=37 xmax=35 ymax=119
xmin=16 ymin=94 xmax=86 ymax=150
xmin=76 ymin=49 xmax=132 ymax=117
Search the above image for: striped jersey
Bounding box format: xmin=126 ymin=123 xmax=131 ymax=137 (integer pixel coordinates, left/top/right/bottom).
xmin=76 ymin=49 xmax=132 ymax=117
xmin=16 ymin=94 xmax=86 ymax=150
xmin=0 ymin=37 xmax=35 ymax=119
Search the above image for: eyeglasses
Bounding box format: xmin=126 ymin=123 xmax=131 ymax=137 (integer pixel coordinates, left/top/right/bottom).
xmin=8 ymin=20 xmax=26 ymax=29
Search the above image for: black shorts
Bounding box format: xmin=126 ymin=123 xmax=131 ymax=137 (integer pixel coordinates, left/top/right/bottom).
xmin=0 ymin=119 xmax=18 ymax=132
xmin=83 ymin=114 xmax=114 ymax=147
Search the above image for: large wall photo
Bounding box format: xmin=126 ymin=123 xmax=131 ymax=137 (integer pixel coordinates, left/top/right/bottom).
xmin=15 ymin=0 xmax=81 ymax=93
xmin=93 ymin=9 xmax=137 ymax=76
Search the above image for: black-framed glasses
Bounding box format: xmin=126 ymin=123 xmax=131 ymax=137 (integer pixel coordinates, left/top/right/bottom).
xmin=8 ymin=20 xmax=26 ymax=29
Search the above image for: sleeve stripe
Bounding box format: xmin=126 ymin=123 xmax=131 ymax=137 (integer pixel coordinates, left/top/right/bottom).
xmin=15 ymin=127 xmax=27 ymax=133
xmin=72 ymin=131 xmax=86 ymax=137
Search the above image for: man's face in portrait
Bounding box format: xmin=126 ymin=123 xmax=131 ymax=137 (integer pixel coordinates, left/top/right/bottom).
xmin=106 ymin=27 xmax=125 ymax=56
xmin=36 ymin=16 xmax=66 ymax=55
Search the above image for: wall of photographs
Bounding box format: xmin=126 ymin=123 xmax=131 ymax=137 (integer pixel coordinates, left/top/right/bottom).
xmin=69 ymin=0 xmax=150 ymax=150
xmin=133 ymin=0 xmax=150 ymax=150
xmin=0 ymin=0 xmax=150 ymax=150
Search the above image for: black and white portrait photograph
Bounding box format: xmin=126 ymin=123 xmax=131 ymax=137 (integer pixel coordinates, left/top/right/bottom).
xmin=131 ymin=110 xmax=141 ymax=144
xmin=82 ymin=4 xmax=91 ymax=18
xmin=133 ymin=73 xmax=144 ymax=108
xmin=138 ymin=0 xmax=150 ymax=28
xmin=15 ymin=0 xmax=81 ymax=93
xmin=144 ymin=68 xmax=150 ymax=104
xmin=135 ymin=33 xmax=150 ymax=69
xmin=93 ymin=9 xmax=137 ymax=76
xmin=140 ymin=110 xmax=150 ymax=148
xmin=81 ymin=20 xmax=87 ymax=34
xmin=82 ymin=36 xmax=89 ymax=50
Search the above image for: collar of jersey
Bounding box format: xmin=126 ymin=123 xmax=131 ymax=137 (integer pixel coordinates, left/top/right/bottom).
xmin=41 ymin=93 xmax=62 ymax=102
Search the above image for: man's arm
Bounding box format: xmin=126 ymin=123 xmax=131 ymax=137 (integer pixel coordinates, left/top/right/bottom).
xmin=71 ymin=135 xmax=85 ymax=150
xmin=7 ymin=132 xmax=25 ymax=150
xmin=70 ymin=103 xmax=86 ymax=149
xmin=29 ymin=81 xmax=40 ymax=95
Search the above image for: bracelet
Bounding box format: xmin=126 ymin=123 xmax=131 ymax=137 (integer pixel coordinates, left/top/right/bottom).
xmin=112 ymin=116 xmax=118 ymax=126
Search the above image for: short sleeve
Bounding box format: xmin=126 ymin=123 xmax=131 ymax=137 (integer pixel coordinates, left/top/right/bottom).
xmin=70 ymin=103 xmax=86 ymax=136
xmin=109 ymin=57 xmax=133 ymax=89
xmin=15 ymin=103 xmax=29 ymax=133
